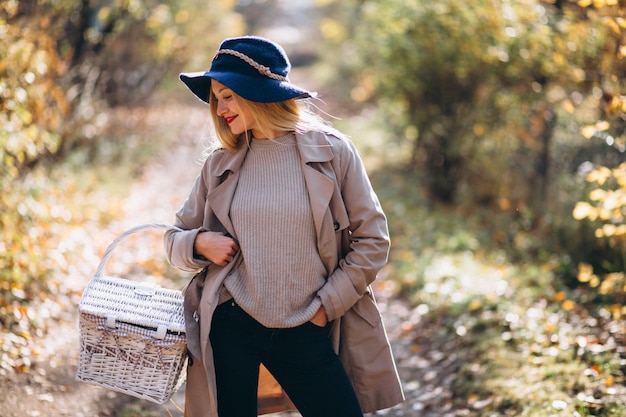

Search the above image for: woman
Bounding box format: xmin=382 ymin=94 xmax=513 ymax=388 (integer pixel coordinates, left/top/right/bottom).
xmin=165 ymin=36 xmax=403 ymax=417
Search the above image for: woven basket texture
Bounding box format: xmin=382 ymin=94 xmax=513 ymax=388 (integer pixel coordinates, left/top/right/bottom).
xmin=77 ymin=312 xmax=187 ymax=404
xmin=76 ymin=223 xmax=188 ymax=404
xmin=79 ymin=275 xmax=186 ymax=333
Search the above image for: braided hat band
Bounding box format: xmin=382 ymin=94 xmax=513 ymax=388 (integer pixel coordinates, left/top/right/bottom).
xmin=215 ymin=49 xmax=288 ymax=82
xmin=179 ymin=36 xmax=314 ymax=104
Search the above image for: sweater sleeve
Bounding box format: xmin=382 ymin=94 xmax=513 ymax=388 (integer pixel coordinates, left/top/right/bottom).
xmin=317 ymin=138 xmax=390 ymax=321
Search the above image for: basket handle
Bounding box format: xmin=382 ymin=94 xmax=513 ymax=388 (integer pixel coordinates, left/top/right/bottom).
xmin=93 ymin=222 xmax=183 ymax=279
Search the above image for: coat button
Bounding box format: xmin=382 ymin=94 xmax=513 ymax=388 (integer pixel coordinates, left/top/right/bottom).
xmin=334 ymin=221 xmax=340 ymax=231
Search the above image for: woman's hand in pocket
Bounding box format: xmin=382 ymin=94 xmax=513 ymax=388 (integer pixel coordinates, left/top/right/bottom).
xmin=309 ymin=305 xmax=328 ymax=327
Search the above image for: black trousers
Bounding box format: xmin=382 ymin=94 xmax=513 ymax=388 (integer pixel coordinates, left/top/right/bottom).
xmin=209 ymin=301 xmax=364 ymax=417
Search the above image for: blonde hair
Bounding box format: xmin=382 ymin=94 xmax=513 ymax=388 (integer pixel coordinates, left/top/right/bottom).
xmin=208 ymin=88 xmax=330 ymax=151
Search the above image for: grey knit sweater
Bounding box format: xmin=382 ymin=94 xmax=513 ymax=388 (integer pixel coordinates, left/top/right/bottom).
xmin=219 ymin=133 xmax=326 ymax=328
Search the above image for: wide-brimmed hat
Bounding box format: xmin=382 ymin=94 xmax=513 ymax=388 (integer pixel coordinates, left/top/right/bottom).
xmin=179 ymin=36 xmax=314 ymax=104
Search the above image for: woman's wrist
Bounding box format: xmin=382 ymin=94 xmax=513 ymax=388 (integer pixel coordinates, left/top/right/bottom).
xmin=192 ymin=231 xmax=208 ymax=260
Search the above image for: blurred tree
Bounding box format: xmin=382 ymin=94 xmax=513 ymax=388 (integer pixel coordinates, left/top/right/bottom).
xmin=333 ymin=0 xmax=608 ymax=206
xmin=318 ymin=0 xmax=623 ymax=214
xmin=1 ymin=0 xmax=181 ymax=175
xmin=0 ymin=0 xmax=241 ymax=293
xmin=1 ymin=0 xmax=241 ymax=175
xmin=311 ymin=0 xmax=626 ymax=278
xmin=570 ymin=0 xmax=625 ymax=310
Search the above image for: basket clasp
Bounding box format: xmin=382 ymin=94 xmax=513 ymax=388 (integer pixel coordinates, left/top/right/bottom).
xmin=134 ymin=282 xmax=158 ymax=296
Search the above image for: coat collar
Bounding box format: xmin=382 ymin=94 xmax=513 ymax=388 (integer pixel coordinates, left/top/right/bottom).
xmin=208 ymin=129 xmax=336 ymax=178
xmin=295 ymin=129 xmax=336 ymax=164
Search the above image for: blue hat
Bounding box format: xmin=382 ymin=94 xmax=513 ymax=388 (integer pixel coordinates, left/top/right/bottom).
xmin=179 ymin=36 xmax=314 ymax=103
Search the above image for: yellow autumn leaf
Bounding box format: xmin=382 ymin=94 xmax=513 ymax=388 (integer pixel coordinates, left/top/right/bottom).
xmin=572 ymin=68 xmax=587 ymax=83
xmin=599 ymin=280 xmax=614 ymax=295
xmin=610 ymin=304 xmax=623 ymax=320
xmin=544 ymin=322 xmax=557 ymax=332
xmin=603 ymin=192 xmax=621 ymax=210
xmin=615 ymin=225 xmax=626 ymax=236
xmin=607 ymin=96 xmax=622 ymax=114
xmin=586 ymin=166 xmax=612 ymax=185
xmin=589 ymin=188 xmax=606 ymax=201
xmin=97 ymin=6 xmax=111 ymax=21
xmin=601 ymin=224 xmax=617 ymax=237
xmin=604 ymin=18 xmax=621 ymax=35
xmin=577 ymin=262 xmax=594 ymax=282
xmin=401 ymin=322 xmax=414 ymax=334
xmin=17 ymin=331 xmax=31 ymax=339
xmin=572 ymin=202 xmax=595 ymax=220
xmin=320 ymin=18 xmax=348 ymax=42
xmin=468 ymin=299 xmax=483 ymax=311
xmin=590 ymin=275 xmax=601 ymax=287
xmin=597 ymin=207 xmax=612 ymax=220
xmin=578 ymin=0 xmax=592 ymax=7
xmin=562 ymin=100 xmax=575 ymax=113
xmin=595 ymin=120 xmax=610 ymax=131
xmin=581 ymin=125 xmax=596 ymax=139
xmin=562 ymin=299 xmax=576 ymax=311
xmin=606 ymin=375 xmax=615 ymax=386
xmin=14 ymin=364 xmax=30 ymax=374
xmin=553 ymin=52 xmax=565 ymax=66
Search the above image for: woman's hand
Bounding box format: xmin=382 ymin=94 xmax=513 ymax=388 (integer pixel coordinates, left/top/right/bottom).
xmin=194 ymin=231 xmax=240 ymax=267
xmin=309 ymin=305 xmax=328 ymax=327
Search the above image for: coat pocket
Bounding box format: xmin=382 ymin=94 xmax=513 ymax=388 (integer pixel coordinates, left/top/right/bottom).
xmin=349 ymin=291 xmax=382 ymax=328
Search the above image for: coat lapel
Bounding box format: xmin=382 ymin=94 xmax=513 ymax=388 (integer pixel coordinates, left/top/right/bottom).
xmin=206 ymin=144 xmax=249 ymax=238
xmin=296 ymin=131 xmax=335 ymax=244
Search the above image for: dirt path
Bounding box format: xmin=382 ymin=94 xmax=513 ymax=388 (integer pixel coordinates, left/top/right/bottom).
xmin=0 ymin=100 xmax=454 ymax=417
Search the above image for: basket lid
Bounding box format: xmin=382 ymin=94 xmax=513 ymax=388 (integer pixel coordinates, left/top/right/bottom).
xmin=79 ymin=275 xmax=186 ymax=334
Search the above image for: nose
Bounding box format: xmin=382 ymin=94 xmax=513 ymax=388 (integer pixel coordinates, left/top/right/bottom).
xmin=216 ymin=99 xmax=227 ymax=116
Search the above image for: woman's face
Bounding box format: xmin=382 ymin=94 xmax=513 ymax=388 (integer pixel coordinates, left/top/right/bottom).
xmin=211 ymin=80 xmax=261 ymax=137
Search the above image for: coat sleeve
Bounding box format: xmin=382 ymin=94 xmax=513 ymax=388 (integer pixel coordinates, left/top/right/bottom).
xmin=164 ymin=163 xmax=212 ymax=272
xmin=317 ymin=138 xmax=390 ymax=321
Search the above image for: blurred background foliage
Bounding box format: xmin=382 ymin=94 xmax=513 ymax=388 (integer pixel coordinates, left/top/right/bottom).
xmin=315 ymin=0 xmax=625 ymax=308
xmin=0 ymin=0 xmax=624 ymax=384
xmin=1 ymin=0 xmax=625 ymax=413
xmin=0 ymin=0 xmax=241 ymax=301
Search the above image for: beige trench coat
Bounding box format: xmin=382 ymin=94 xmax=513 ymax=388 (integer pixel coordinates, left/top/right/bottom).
xmin=165 ymin=129 xmax=404 ymax=416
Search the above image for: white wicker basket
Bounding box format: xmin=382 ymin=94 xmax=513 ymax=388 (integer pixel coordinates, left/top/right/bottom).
xmin=76 ymin=223 xmax=187 ymax=404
